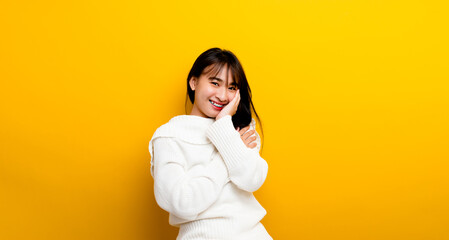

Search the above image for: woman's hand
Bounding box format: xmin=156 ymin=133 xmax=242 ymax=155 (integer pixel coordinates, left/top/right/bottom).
xmin=236 ymin=126 xmax=257 ymax=149
xmin=215 ymin=89 xmax=256 ymax=149
xmin=215 ymin=89 xmax=240 ymax=121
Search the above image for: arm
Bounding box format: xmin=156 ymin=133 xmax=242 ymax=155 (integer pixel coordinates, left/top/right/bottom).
xmin=206 ymin=115 xmax=268 ymax=193
xmin=152 ymin=137 xmax=229 ymax=220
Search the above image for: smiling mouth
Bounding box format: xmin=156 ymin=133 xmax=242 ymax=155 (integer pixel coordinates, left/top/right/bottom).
xmin=209 ymin=100 xmax=224 ymax=108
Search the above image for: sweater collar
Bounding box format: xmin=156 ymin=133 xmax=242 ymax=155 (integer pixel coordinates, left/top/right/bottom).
xmin=169 ymin=114 xmax=215 ymax=126
xmin=153 ymin=114 xmax=216 ymax=145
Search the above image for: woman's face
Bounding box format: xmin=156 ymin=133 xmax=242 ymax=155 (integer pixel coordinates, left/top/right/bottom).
xmin=189 ymin=64 xmax=238 ymax=119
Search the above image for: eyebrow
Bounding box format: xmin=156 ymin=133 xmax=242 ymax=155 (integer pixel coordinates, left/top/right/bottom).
xmin=209 ymin=77 xmax=237 ymax=86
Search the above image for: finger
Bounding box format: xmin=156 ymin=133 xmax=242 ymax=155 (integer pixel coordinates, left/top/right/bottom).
xmin=234 ymin=90 xmax=240 ymax=106
xmin=239 ymin=126 xmax=250 ymax=135
xmin=242 ymin=129 xmax=255 ymax=140
xmin=244 ymin=135 xmax=257 ymax=145
xmin=244 ymin=141 xmax=257 ymax=149
xmin=238 ymin=126 xmax=248 ymax=134
xmin=249 ymin=142 xmax=257 ymax=149
xmin=232 ymin=89 xmax=239 ymax=103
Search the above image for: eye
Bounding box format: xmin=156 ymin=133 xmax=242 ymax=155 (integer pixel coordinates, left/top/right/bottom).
xmin=229 ymin=86 xmax=236 ymax=91
xmin=211 ymin=82 xmax=218 ymax=86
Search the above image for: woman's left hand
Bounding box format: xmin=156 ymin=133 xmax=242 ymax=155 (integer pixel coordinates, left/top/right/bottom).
xmin=236 ymin=126 xmax=257 ymax=149
xmin=216 ymin=89 xmax=240 ymax=121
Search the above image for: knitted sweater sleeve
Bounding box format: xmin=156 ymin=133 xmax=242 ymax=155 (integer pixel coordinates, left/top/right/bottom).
xmin=151 ymin=137 xmax=229 ymax=220
xmin=206 ymin=115 xmax=268 ymax=193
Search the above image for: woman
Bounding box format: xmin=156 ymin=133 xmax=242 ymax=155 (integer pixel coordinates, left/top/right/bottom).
xmin=149 ymin=48 xmax=272 ymax=240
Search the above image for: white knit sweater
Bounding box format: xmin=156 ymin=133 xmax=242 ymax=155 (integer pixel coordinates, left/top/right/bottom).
xmin=148 ymin=114 xmax=272 ymax=240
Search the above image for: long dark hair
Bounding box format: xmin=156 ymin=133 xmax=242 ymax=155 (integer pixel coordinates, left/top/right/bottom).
xmin=184 ymin=47 xmax=264 ymax=152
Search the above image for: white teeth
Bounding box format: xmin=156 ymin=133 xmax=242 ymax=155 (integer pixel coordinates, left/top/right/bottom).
xmin=210 ymin=100 xmax=223 ymax=107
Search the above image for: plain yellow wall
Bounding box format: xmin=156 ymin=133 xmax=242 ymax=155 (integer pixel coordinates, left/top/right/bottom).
xmin=1 ymin=0 xmax=448 ymax=239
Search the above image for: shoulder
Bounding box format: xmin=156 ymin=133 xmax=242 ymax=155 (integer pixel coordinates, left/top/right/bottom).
xmin=149 ymin=115 xmax=212 ymax=152
xmin=150 ymin=115 xmax=184 ymax=140
xmin=152 ymin=121 xmax=173 ymax=139
xmin=148 ymin=117 xmax=178 ymax=153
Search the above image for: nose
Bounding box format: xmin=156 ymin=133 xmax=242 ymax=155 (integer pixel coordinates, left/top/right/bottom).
xmin=216 ymin=86 xmax=227 ymax=103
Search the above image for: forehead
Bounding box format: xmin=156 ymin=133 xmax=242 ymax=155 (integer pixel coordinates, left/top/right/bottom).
xmin=202 ymin=63 xmax=235 ymax=84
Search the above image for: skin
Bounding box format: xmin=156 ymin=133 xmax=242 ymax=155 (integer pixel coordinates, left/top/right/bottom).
xmin=189 ymin=64 xmax=257 ymax=149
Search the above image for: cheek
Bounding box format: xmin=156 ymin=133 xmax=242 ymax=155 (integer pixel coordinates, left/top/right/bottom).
xmin=201 ymin=87 xmax=215 ymax=98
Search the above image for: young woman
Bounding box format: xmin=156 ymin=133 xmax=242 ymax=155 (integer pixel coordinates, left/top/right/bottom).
xmin=149 ymin=48 xmax=272 ymax=240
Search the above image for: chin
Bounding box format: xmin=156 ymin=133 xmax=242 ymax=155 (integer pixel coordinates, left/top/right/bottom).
xmin=205 ymin=111 xmax=218 ymax=119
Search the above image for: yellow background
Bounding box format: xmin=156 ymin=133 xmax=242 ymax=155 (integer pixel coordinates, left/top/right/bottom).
xmin=1 ymin=0 xmax=448 ymax=239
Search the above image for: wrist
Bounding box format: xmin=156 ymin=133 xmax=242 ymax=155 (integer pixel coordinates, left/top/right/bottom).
xmin=215 ymin=113 xmax=230 ymax=121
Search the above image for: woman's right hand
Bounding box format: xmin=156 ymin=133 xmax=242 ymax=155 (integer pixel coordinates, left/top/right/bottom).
xmin=215 ymin=89 xmax=240 ymax=121
xmin=236 ymin=126 xmax=257 ymax=149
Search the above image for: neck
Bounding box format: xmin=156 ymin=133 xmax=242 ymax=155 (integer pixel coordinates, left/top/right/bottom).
xmin=189 ymin=105 xmax=215 ymax=119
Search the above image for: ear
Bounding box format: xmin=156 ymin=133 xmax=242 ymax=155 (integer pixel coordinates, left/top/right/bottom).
xmin=189 ymin=77 xmax=197 ymax=91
